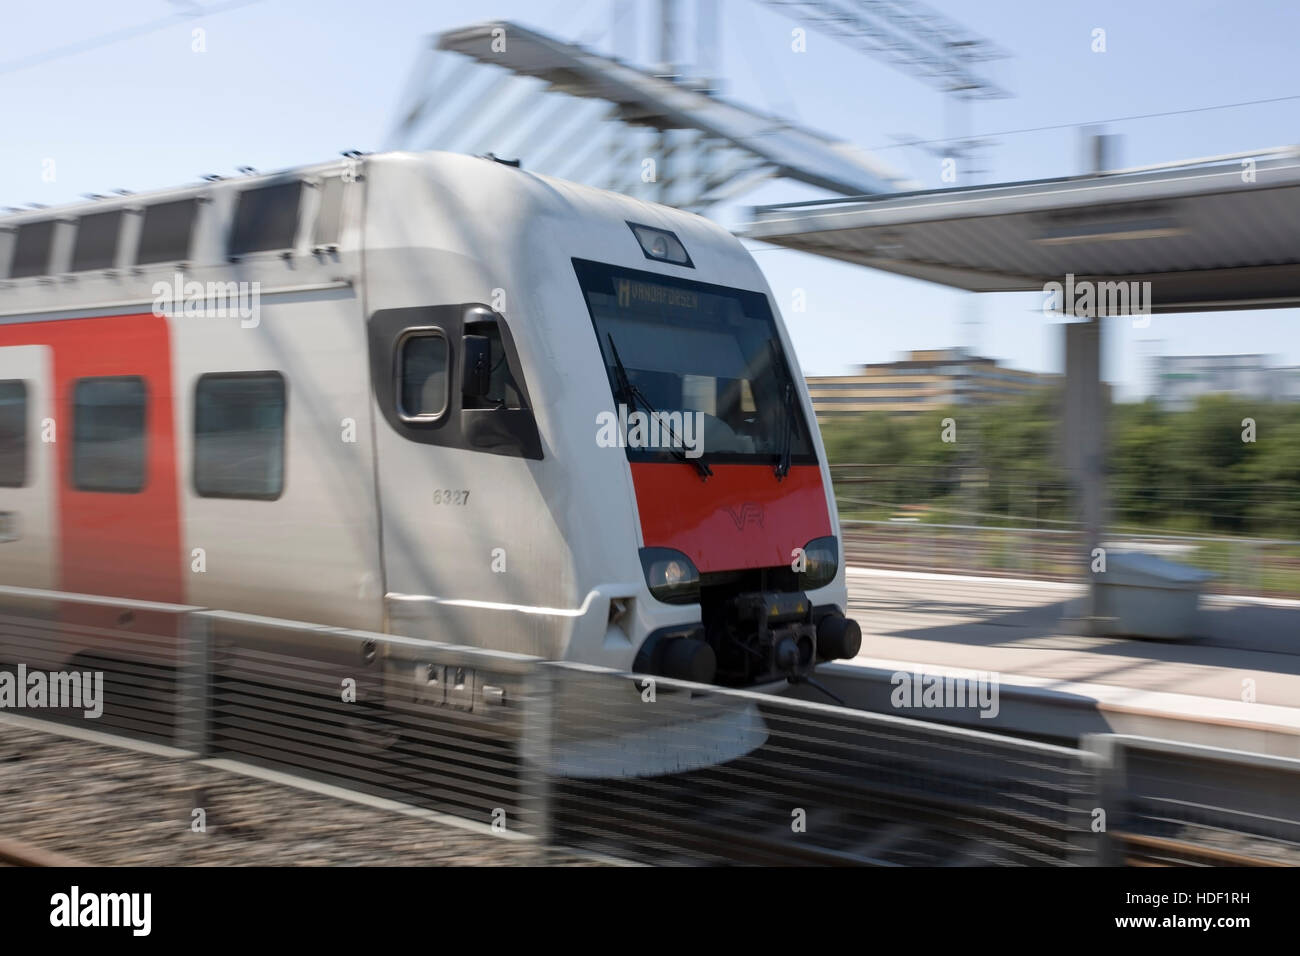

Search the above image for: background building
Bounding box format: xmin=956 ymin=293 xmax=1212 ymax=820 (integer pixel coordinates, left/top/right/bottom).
xmin=1152 ymin=354 xmax=1300 ymax=410
xmin=805 ymin=348 xmax=1059 ymax=419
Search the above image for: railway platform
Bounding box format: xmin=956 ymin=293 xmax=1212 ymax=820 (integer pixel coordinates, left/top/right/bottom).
xmin=782 ymin=567 xmax=1300 ymax=755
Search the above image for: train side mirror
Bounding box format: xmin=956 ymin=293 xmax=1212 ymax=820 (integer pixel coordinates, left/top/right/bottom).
xmin=461 ymin=334 xmax=491 ymax=399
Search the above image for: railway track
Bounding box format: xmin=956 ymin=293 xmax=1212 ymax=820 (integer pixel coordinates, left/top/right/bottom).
xmin=1116 ymin=831 xmax=1292 ymax=867
xmin=551 ymin=752 xmax=1094 ymax=866
xmin=0 ymin=836 xmax=86 ymax=867
xmin=551 ymin=784 xmax=1001 ymax=866
xmin=7 ymin=710 xmax=1298 ymax=867
xmin=6 ymin=624 xmax=1299 ymax=868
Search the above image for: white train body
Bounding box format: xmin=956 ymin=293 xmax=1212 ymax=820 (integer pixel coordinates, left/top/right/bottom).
xmin=0 ymin=151 xmax=859 ymax=772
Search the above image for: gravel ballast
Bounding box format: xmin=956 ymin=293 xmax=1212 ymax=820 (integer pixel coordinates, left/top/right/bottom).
xmin=0 ymin=720 xmax=595 ymax=866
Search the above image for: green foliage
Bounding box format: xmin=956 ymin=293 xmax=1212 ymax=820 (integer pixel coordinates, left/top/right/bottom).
xmin=819 ymin=390 xmax=1300 ymax=538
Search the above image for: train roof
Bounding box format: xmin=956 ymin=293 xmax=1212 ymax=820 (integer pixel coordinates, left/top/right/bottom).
xmin=0 ymin=150 xmax=739 ymax=284
xmin=0 ymin=155 xmax=356 ymax=228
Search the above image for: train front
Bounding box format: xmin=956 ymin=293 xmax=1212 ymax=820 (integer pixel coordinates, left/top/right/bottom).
xmin=572 ymin=227 xmax=862 ymax=694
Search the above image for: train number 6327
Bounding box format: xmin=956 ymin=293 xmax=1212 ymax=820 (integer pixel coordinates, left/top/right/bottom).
xmin=433 ymin=490 xmax=470 ymax=505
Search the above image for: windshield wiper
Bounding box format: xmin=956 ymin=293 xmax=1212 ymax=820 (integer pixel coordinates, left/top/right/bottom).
xmin=770 ymin=340 xmax=795 ymax=480
xmin=606 ymin=334 xmax=712 ymax=480
xmin=775 ymin=381 xmax=794 ymax=480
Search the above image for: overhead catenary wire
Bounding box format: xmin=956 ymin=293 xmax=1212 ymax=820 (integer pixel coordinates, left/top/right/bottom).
xmin=0 ymin=0 xmax=269 ymax=77
xmin=869 ymin=91 xmax=1300 ymax=153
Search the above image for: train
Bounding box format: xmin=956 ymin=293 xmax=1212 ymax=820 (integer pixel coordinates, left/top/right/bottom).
xmin=0 ymin=150 xmax=860 ymax=773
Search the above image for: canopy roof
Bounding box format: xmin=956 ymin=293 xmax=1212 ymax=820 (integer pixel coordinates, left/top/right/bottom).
xmin=744 ymin=148 xmax=1300 ymax=312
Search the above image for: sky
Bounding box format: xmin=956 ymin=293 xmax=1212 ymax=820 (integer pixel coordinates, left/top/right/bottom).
xmin=3 ymin=0 xmax=1299 ymax=399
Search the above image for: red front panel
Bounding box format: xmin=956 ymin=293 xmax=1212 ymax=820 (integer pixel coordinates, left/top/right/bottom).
xmin=0 ymin=314 xmax=182 ymax=604
xmin=630 ymin=463 xmax=832 ymax=573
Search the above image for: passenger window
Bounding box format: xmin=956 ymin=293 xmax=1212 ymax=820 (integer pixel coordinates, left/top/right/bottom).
xmin=398 ymin=332 xmax=448 ymax=419
xmin=229 ymin=181 xmax=302 ymax=256
xmin=10 ymin=221 xmax=54 ymax=278
xmin=72 ymin=210 xmax=122 ymax=272
xmin=194 ymin=372 xmax=286 ymax=499
xmin=463 ymin=321 xmax=523 ymax=410
xmin=0 ymin=380 xmax=28 ymax=487
xmin=137 ymin=199 xmax=197 ymax=265
xmin=73 ymin=377 xmax=147 ymax=493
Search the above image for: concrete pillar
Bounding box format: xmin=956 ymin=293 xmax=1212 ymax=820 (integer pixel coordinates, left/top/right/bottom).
xmin=1063 ymin=316 xmax=1107 ymax=630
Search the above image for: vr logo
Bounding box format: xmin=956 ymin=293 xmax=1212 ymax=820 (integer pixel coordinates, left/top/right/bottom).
xmin=725 ymin=502 xmax=765 ymax=530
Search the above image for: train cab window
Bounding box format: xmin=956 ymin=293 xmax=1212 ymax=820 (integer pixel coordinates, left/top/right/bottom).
xmin=194 ymin=372 xmax=286 ymax=499
xmin=397 ymin=332 xmax=449 ymax=419
xmin=137 ymin=199 xmax=197 ymax=265
xmin=369 ymin=306 xmax=543 ymax=459
xmin=575 ymin=258 xmax=815 ymax=466
xmin=0 ymin=380 xmax=27 ymax=487
xmin=72 ymin=377 xmax=147 ymax=493
xmin=71 ymin=210 xmax=122 ymax=272
xmin=229 ymin=181 xmax=302 ymax=256
xmin=9 ymin=221 xmax=55 ymax=278
xmin=463 ymin=320 xmax=523 ymax=410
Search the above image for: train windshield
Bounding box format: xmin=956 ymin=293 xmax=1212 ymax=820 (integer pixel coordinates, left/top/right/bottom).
xmin=574 ymin=258 xmax=815 ymax=466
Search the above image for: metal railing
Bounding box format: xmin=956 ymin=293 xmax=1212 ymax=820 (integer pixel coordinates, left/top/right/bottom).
xmin=548 ymin=664 xmax=1100 ymax=865
xmin=3 ymin=584 xmax=1299 ymax=866
xmin=1086 ymin=735 xmax=1300 ymax=866
xmin=841 ymin=519 xmax=1300 ymax=598
xmin=200 ymin=611 xmax=548 ymax=838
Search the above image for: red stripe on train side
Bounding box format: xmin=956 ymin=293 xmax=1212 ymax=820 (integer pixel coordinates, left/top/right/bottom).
xmin=0 ymin=313 xmax=182 ymax=605
xmin=629 ymin=463 xmax=832 ymax=573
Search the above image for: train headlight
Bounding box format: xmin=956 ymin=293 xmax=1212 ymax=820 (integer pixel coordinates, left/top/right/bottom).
xmin=627 ymin=222 xmax=693 ymax=267
xmin=797 ymin=536 xmax=839 ymax=591
xmin=639 ymin=548 xmax=701 ymax=605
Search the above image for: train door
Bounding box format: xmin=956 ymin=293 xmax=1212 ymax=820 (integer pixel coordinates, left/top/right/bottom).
xmin=51 ymin=314 xmax=183 ymax=610
xmin=367 ymin=304 xmax=549 ymax=655
xmin=0 ymin=314 xmax=183 ymax=678
xmin=0 ymin=344 xmax=56 ymax=592
xmin=0 ymin=344 xmax=58 ymax=671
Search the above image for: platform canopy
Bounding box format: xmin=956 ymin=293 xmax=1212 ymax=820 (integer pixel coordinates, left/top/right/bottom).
xmin=744 ymin=148 xmax=1300 ymax=313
